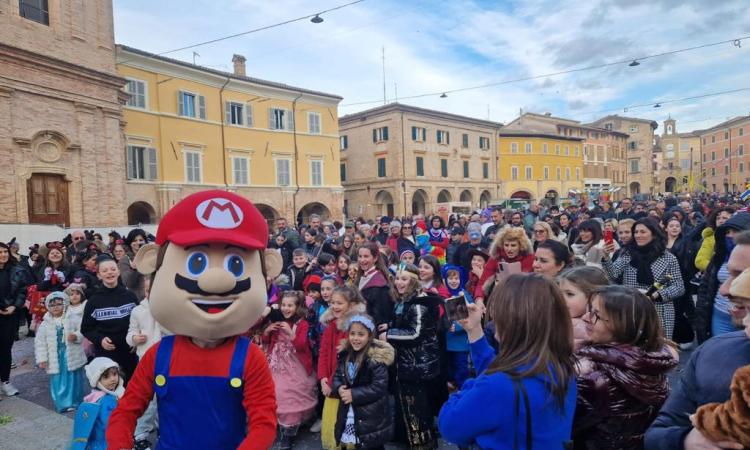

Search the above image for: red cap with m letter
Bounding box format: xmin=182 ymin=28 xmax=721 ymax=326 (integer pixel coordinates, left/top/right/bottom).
xmin=156 ymin=190 xmax=268 ymax=250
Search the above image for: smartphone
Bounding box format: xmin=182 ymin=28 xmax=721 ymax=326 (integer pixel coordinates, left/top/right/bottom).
xmin=445 ymin=295 xmax=469 ymax=322
xmin=604 ymin=229 xmax=614 ymax=245
xmin=268 ymin=307 xmax=285 ymax=323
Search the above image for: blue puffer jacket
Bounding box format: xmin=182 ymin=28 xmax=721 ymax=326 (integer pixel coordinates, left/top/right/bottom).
xmin=439 ymin=337 xmax=576 ymax=449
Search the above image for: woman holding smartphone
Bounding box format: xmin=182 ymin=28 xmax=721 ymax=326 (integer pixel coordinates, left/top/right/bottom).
xmin=473 ymin=227 xmax=534 ymax=306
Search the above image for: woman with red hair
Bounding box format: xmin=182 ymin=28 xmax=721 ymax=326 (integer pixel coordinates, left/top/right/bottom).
xmin=474 ymin=227 xmax=534 ymax=305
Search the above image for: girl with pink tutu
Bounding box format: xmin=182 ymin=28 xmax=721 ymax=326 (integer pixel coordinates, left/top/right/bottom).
xmin=262 ymin=290 xmax=317 ymax=449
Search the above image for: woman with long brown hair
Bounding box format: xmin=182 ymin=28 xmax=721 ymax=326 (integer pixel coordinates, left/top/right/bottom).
xmin=439 ymin=274 xmax=577 ymax=449
xmin=574 ymin=285 xmax=677 ymax=449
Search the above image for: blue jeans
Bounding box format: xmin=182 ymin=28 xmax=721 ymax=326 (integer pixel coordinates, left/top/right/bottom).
xmin=711 ymin=307 xmax=740 ymax=338
xmin=134 ymin=397 xmax=158 ymax=441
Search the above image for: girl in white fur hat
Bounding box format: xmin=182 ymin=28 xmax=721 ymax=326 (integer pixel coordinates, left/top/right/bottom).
xmin=34 ymin=291 xmax=87 ymax=412
xmin=71 ymin=357 xmax=124 ymax=450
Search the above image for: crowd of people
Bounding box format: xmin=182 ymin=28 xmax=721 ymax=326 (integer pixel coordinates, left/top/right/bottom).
xmin=3 ymin=193 xmax=750 ymax=449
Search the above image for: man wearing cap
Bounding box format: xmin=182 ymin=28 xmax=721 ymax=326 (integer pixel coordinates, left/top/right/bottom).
xmin=107 ymin=191 xmax=283 ymax=450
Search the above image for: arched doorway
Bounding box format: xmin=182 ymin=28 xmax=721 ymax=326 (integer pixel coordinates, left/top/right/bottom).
xmin=412 ymin=189 xmax=428 ymax=215
xmin=297 ymin=202 xmax=331 ymax=225
xmin=510 ymin=190 xmax=532 ymax=200
xmin=665 ymin=177 xmax=676 ymax=193
xmin=374 ymin=190 xmax=395 ymax=217
xmin=544 ymin=189 xmax=559 ymax=205
xmin=127 ymin=201 xmax=156 ymax=225
xmin=629 ymin=182 xmax=641 ymax=196
xmin=459 ymin=189 xmax=473 ymax=204
xmin=480 ymin=190 xmax=492 ymax=208
xmin=255 ymin=203 xmax=280 ymax=230
xmin=437 ymin=189 xmax=452 ymax=203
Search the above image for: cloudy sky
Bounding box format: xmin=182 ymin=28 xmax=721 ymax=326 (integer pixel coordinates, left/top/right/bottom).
xmin=113 ymin=0 xmax=750 ymax=132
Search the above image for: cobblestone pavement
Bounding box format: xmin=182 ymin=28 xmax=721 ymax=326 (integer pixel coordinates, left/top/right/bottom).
xmin=1 ymin=324 xmax=693 ymax=449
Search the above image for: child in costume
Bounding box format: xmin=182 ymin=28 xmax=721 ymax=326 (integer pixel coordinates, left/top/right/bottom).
xmin=64 ymin=283 xmax=92 ymax=359
xmin=71 ymin=357 xmax=124 ymax=450
xmin=318 ymin=285 xmax=367 ymax=450
xmin=106 ymin=191 xmax=282 ymax=450
xmin=332 ymin=314 xmax=395 ymax=449
xmin=262 ymin=290 xmax=317 ymax=449
xmin=441 ymin=264 xmax=474 ymax=389
xmin=34 ymin=291 xmax=86 ymax=412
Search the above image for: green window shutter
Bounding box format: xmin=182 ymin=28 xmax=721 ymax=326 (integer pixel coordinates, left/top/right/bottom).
xmin=147 ymin=147 xmax=157 ymax=180
xmin=269 ymin=108 xmax=277 ymax=130
xmin=225 ymin=102 xmax=231 ymax=124
xmin=422 ymin=128 xmax=426 ymax=141
xmin=246 ymin=103 xmax=253 ymax=127
xmin=287 ymin=110 xmax=295 ymax=130
xmin=383 ymin=127 xmax=388 ymax=140
xmin=126 ymin=146 xmax=135 ymax=179
xmin=177 ymin=91 xmax=184 ymax=116
xmin=373 ymin=129 xmax=377 ymax=143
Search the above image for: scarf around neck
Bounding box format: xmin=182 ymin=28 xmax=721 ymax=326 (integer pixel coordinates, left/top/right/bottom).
xmin=629 ymin=241 xmax=659 ymax=285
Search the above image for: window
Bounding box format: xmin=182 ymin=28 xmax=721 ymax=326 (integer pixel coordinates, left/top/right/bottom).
xmin=740 ymin=144 xmax=745 ymax=156
xmin=184 ymin=151 xmax=202 ymax=183
xmin=441 ymin=159 xmax=448 ymax=177
xmin=725 ymin=165 xmax=730 ymax=175
xmin=411 ymin=127 xmax=426 ymax=142
xmin=628 ymin=141 xmax=637 ymax=150
xmin=543 ymin=143 xmax=548 ymax=154
xmin=437 ymin=130 xmax=450 ymax=145
xmin=463 ymin=161 xmax=469 ymax=178
xmin=525 ymin=143 xmax=532 ymax=154
xmin=125 ymin=79 xmax=147 ymax=109
xmin=308 ymin=112 xmax=321 ymax=134
xmin=555 ymin=144 xmax=560 ymax=155
xmin=232 ymin=157 xmax=249 ymax=186
xmin=703 ymin=153 xmax=706 ymax=163
xmin=525 ymin=166 xmax=532 ymax=180
xmin=543 ymin=166 xmax=549 ymax=180
xmin=564 ymin=146 xmax=569 ymax=156
xmin=126 ymin=145 xmax=157 ymax=180
xmin=712 ymin=136 xmax=716 ymax=143
xmin=178 ymin=91 xmax=206 ymax=119
xmin=377 ymin=158 xmax=386 ymax=177
xmin=310 ymin=160 xmax=323 ymax=186
xmin=462 ymin=134 xmax=469 ymax=148
xmin=340 ymin=163 xmax=346 ymax=182
xmin=629 ymin=159 xmax=639 ymax=173
xmin=702 ymin=137 xmax=707 ymax=145
xmin=725 ymin=147 xmax=730 ymax=158
xmin=276 ymin=159 xmax=291 ymax=186
xmin=576 ymin=168 xmax=580 ymax=180
xmin=19 ymin=0 xmax=48 ymax=25
xmin=511 ymin=142 xmax=518 ymax=154
xmin=511 ymin=166 xmax=519 ymax=180
xmin=482 ymin=162 xmax=489 ymax=179
xmin=711 ymin=167 xmax=716 ymax=177
xmin=681 ymin=159 xmax=690 ymax=170
xmin=565 ymin=168 xmax=571 ymax=180
xmin=373 ymin=127 xmax=389 ymax=142
xmin=712 ymin=152 xmax=716 ymax=161
xmin=574 ymin=146 xmax=579 ymax=157
xmin=605 ymin=123 xmax=613 ymax=131
xmin=340 ymin=135 xmax=348 ymax=150
xmin=725 ymin=131 xmax=730 ymax=140
xmin=556 ymin=167 xmax=561 ymax=180
xmin=739 ymin=128 xmax=744 ymax=136
xmin=629 ymin=125 xmax=639 ymax=133
xmin=270 ymin=108 xmax=294 ymax=131
xmin=479 ymin=137 xmax=490 ymax=150
xmin=680 ymin=141 xmax=689 ymax=151
xmin=416 ymin=157 xmax=424 ymax=176
xmin=225 ymin=102 xmax=249 ymax=126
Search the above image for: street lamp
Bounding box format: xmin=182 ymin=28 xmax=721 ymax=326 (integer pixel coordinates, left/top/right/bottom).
xmin=310 ymin=14 xmax=323 ymax=23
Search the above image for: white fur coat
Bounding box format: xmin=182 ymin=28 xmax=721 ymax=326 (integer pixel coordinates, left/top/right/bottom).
xmin=34 ymin=312 xmax=86 ymax=374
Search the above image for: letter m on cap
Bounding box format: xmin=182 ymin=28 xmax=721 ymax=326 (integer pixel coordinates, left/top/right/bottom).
xmin=196 ymin=198 xmax=244 ymax=229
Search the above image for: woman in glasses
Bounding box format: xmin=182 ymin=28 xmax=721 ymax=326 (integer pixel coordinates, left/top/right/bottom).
xmin=531 ymin=222 xmax=554 ymax=251
xmin=574 ymin=285 xmax=677 ymax=450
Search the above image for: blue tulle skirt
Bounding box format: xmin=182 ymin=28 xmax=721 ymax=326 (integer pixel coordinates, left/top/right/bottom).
xmin=50 ymin=326 xmax=86 ymax=413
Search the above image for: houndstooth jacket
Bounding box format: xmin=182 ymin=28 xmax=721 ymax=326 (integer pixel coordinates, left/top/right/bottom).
xmin=603 ymin=250 xmax=685 ymax=339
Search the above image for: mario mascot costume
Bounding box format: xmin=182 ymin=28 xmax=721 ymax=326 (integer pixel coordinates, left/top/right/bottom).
xmin=106 ymin=191 xmax=282 ymax=449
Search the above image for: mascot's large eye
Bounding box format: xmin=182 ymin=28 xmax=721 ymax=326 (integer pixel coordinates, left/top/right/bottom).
xmin=186 ymin=251 xmax=209 ymax=276
xmin=224 ymin=254 xmax=244 ymax=278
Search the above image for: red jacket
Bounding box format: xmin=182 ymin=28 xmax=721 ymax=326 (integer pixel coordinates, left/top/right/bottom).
xmin=316 ymin=304 xmax=366 ymax=386
xmin=474 ymin=252 xmax=535 ymax=300
xmin=261 ymin=318 xmax=313 ymax=375
xmin=106 ymin=335 xmax=277 ymax=450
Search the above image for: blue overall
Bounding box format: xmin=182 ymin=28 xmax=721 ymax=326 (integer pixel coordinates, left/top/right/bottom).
xmin=153 ymin=335 xmax=250 ymax=450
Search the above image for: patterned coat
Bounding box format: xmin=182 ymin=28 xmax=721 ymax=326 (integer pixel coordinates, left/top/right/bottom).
xmin=602 ymin=250 xmax=685 ymax=339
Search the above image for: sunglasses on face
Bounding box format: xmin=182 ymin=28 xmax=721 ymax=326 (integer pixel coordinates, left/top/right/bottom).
xmin=533 ymin=229 xmax=546 ymax=234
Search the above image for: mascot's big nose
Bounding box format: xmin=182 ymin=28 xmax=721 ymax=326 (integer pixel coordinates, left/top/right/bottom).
xmin=197 ymin=268 xmax=237 ymax=294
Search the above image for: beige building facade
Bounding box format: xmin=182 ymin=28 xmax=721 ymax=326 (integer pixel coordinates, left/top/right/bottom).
xmin=589 ymin=115 xmax=659 ymax=198
xmin=339 ymin=103 xmax=501 ymax=218
xmin=700 ymin=116 xmax=750 ymax=194
xmin=0 ymin=0 xmax=127 ymax=227
xmin=659 ymin=118 xmax=701 ymax=194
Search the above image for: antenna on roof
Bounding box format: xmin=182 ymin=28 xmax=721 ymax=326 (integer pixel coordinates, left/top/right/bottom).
xmin=381 ymin=47 xmax=386 ymax=105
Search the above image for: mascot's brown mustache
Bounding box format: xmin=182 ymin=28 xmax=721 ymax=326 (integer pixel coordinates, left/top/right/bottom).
xmin=174 ymin=273 xmax=252 ymax=297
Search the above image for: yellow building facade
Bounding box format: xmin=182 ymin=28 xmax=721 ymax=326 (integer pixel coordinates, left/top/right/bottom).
xmin=116 ymin=45 xmax=343 ymax=226
xmin=498 ymin=132 xmax=585 ymax=203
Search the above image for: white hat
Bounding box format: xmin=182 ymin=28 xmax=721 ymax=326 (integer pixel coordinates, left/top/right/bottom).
xmin=44 ymin=291 xmax=69 ymax=310
xmin=85 ymin=357 xmax=119 ymax=388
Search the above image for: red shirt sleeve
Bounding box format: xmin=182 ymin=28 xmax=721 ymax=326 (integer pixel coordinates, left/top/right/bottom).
xmin=521 ymin=253 xmax=535 ymax=272
xmin=317 ymin=324 xmax=332 ymax=381
xmin=238 ymin=344 xmax=277 ymax=450
xmin=475 ymin=258 xmax=498 ymax=299
xmin=106 ymin=343 xmax=158 ymax=450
